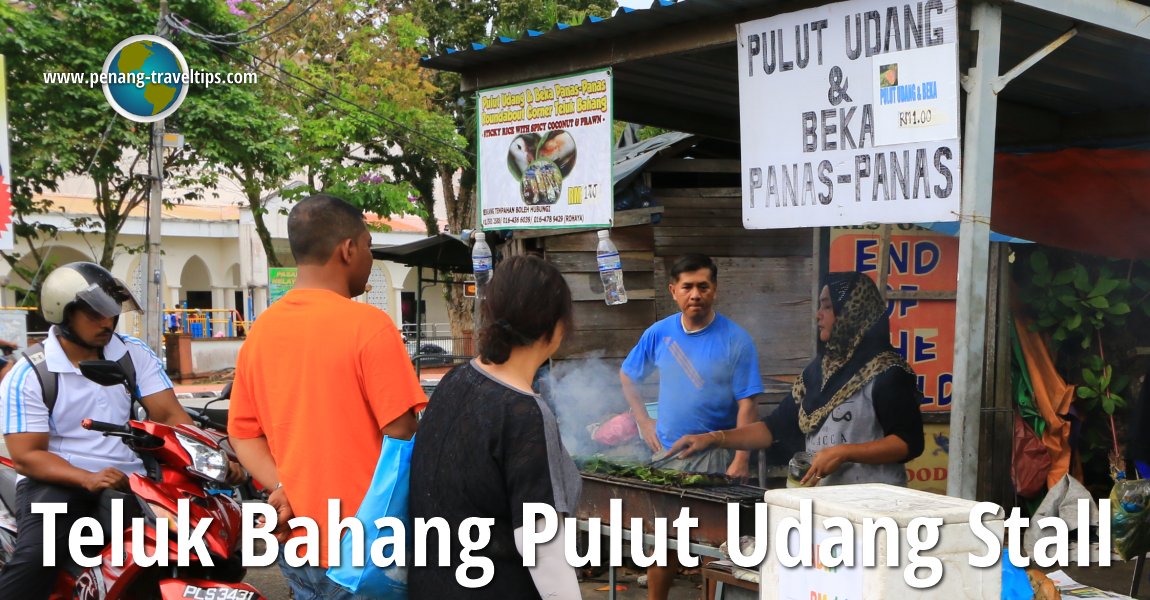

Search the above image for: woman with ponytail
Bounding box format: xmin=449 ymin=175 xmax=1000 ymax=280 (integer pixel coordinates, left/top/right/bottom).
xmin=410 ymin=255 xmax=582 ymax=600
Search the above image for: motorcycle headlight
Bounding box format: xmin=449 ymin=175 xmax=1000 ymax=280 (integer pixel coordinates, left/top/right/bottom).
xmin=175 ymin=432 xmax=229 ymax=483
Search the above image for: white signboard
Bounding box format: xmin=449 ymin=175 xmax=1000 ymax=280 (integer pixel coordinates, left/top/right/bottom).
xmin=477 ymin=69 xmax=612 ymax=231
xmin=0 ymin=55 xmax=13 ymax=250
xmin=872 ymin=44 xmax=959 ymax=145
xmin=738 ymin=0 xmax=961 ymax=229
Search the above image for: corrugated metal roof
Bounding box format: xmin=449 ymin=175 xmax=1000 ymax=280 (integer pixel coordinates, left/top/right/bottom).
xmin=422 ymin=0 xmax=1150 ymax=145
xmin=613 ymin=131 xmax=693 ymax=189
xmin=421 ymin=0 xmax=774 ymax=72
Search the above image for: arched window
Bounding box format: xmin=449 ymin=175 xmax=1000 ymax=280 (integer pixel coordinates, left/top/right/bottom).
xmin=365 ymin=265 xmax=389 ymax=312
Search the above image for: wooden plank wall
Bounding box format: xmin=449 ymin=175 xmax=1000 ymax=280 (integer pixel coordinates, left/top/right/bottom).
xmin=654 ymin=190 xmax=812 ymax=259
xmin=653 ymin=256 xmax=813 ymax=378
xmin=545 ymin=226 xmax=657 ymax=361
xmin=652 ymin=188 xmax=815 ymax=380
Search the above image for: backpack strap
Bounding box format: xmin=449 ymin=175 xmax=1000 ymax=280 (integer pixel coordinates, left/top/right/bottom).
xmin=113 ymin=336 xmax=143 ymax=419
xmin=21 ymin=343 xmax=57 ymax=415
xmin=113 ymin=336 xmax=138 ymax=402
xmin=19 ymin=339 xmax=141 ymax=418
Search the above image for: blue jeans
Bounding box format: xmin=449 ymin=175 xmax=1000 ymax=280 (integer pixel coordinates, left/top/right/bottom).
xmin=277 ymin=552 xmax=374 ymax=600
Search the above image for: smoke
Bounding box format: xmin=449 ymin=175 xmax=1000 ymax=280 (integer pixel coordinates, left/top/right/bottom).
xmin=544 ymin=354 xmax=648 ymax=462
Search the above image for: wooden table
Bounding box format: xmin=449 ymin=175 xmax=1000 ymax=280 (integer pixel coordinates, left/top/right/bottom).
xmin=701 ymin=562 xmax=759 ymax=600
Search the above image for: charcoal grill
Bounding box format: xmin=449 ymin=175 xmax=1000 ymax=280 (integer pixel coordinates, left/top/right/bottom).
xmin=576 ymin=471 xmax=767 ymax=549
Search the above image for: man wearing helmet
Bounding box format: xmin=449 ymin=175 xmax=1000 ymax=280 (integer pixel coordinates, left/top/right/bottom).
xmin=0 ymin=262 xmax=200 ymax=597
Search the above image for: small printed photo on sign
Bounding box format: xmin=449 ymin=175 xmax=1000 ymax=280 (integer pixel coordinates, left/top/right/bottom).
xmin=880 ymin=64 xmax=898 ymax=88
xmin=506 ymin=130 xmax=578 ymax=206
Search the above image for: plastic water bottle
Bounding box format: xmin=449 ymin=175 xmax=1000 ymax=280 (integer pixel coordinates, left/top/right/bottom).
xmin=472 ymin=231 xmax=493 ymax=301
xmin=596 ymin=230 xmax=628 ymax=305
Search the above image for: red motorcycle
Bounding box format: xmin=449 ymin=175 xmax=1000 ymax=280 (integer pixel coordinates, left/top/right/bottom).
xmin=182 ymin=382 xmax=268 ymax=503
xmin=0 ymin=360 xmax=266 ymax=599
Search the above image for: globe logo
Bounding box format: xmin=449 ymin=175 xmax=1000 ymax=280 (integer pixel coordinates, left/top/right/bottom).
xmin=101 ymin=35 xmax=189 ymax=123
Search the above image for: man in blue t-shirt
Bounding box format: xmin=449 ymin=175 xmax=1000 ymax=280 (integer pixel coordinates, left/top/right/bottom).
xmin=620 ymin=253 xmax=763 ymax=599
xmin=622 ymin=253 xmax=763 ymax=475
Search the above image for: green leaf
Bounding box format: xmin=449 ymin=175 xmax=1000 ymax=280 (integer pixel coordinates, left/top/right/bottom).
xmin=1067 ymin=313 xmax=1082 ymax=330
xmin=1103 ymin=395 xmax=1116 ymax=415
xmin=1085 ymin=296 xmax=1110 ymax=309
xmin=1052 ymin=270 xmax=1076 ymax=286
xmin=1081 ymin=337 xmax=1092 ymax=349
xmin=1101 ymin=366 xmax=1112 ymax=389
xmin=1082 ymin=368 xmax=1098 ymax=385
xmin=1074 ymin=266 xmax=1091 ymax=292
xmin=1031 ymin=252 xmax=1050 ymax=274
xmin=1077 ymin=386 xmax=1097 ymax=399
xmin=1090 ymin=278 xmax=1121 ymax=297
xmin=1114 ymin=375 xmax=1131 ymax=394
xmin=1109 ymin=302 xmax=1131 ymax=315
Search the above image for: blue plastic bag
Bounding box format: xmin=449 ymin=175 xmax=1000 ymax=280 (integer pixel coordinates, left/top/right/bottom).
xmin=326 ymin=435 xmax=414 ymax=598
xmin=1000 ymin=548 xmax=1031 ymax=600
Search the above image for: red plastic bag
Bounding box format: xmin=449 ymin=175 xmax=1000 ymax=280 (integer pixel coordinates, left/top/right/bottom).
xmin=1012 ymin=412 xmax=1052 ymax=498
xmin=590 ymin=412 xmax=638 ymax=446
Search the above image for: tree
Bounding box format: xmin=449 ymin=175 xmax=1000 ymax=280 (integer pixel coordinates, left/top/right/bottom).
xmin=178 ymin=0 xmax=465 ymax=266
xmin=387 ymin=0 xmax=613 ymax=337
xmin=0 ymin=0 xmax=256 ymax=287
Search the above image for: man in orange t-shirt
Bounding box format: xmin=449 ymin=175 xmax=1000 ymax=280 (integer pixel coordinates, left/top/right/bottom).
xmin=228 ymin=193 xmax=424 ymax=600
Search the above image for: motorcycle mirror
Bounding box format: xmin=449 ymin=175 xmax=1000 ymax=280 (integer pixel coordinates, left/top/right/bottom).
xmin=79 ymin=360 xmax=130 ymax=387
xmin=219 ymin=382 xmax=232 ymax=400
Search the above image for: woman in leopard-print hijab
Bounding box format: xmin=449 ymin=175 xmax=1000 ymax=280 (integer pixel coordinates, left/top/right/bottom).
xmin=667 ymin=272 xmax=925 ymax=486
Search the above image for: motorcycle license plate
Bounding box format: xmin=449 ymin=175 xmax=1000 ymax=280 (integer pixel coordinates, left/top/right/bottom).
xmin=181 ymin=585 xmax=256 ymax=600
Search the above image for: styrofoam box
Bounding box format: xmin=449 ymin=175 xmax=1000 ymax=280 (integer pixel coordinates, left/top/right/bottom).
xmin=760 ymin=484 xmax=1004 ymax=599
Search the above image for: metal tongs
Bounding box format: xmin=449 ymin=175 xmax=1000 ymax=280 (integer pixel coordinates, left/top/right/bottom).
xmin=648 ymin=450 xmax=681 ymax=469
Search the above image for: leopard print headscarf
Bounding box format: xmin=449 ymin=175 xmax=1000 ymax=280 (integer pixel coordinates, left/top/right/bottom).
xmin=795 ymin=273 xmax=913 ymax=434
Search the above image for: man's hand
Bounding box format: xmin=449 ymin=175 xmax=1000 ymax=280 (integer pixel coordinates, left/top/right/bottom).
xmin=266 ymin=486 xmax=295 ymax=543
xmin=636 ymin=417 xmax=662 ymax=452
xmin=225 ymin=460 xmax=247 ymax=486
xmin=82 ymin=468 xmax=129 ymax=493
xmin=726 ymin=454 xmax=750 ymax=480
xmin=802 ymin=444 xmax=852 ymax=486
xmin=666 ymin=433 xmax=716 ymax=460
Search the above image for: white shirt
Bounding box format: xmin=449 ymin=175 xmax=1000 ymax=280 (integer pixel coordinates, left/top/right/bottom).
xmin=0 ymin=326 xmax=174 ymax=477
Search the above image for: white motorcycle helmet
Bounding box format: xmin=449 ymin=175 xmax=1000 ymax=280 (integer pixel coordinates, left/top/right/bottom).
xmin=39 ymin=262 xmax=141 ymax=346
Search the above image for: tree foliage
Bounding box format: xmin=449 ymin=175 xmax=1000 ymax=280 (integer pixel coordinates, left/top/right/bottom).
xmin=0 ymin=0 xmax=255 ymax=287
xmin=1015 ymin=247 xmax=1150 ymax=485
xmin=197 ymin=0 xmax=465 ymax=266
xmin=386 ymin=0 xmax=614 ymax=336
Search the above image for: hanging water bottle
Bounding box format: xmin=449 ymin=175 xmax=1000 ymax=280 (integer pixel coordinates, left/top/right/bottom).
xmin=596 ymin=230 xmax=628 ymax=306
xmin=472 ymin=231 xmax=493 ymax=300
